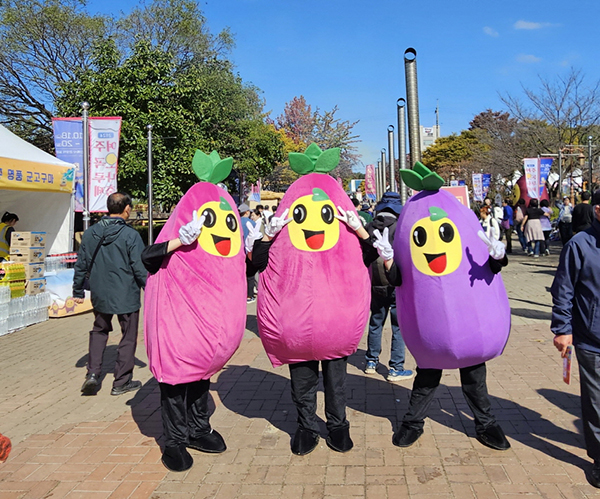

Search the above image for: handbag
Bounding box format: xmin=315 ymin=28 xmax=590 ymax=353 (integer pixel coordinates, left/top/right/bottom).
xmin=83 ymin=235 xmax=106 ymax=291
xmin=501 ymin=219 xmax=510 ymax=230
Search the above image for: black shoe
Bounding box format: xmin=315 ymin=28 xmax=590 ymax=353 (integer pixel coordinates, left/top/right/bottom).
xmin=586 ymin=462 xmax=600 ymax=488
xmin=81 ymin=373 xmax=99 ymax=395
xmin=110 ymin=380 xmax=142 ymax=396
xmin=291 ymin=426 xmax=320 ymax=456
xmin=476 ymin=424 xmax=510 ymax=451
xmin=161 ymin=445 xmax=193 ymax=472
xmin=392 ymin=425 xmax=423 ymax=448
xmin=188 ymin=430 xmax=226 ymax=454
xmin=326 ymin=426 xmax=353 ymax=453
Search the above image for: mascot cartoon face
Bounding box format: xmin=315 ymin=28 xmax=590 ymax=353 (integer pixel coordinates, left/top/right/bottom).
xmin=195 ymin=197 xmax=241 ymax=258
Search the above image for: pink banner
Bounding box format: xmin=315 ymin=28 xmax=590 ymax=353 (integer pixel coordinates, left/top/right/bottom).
xmin=88 ymin=117 xmax=121 ymax=212
xmin=365 ymin=164 xmax=376 ymax=199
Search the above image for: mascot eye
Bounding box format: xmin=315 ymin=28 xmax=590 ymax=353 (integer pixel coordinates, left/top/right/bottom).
xmin=202 ymin=208 xmax=216 ymax=228
xmin=321 ymin=205 xmax=334 ymax=224
xmin=413 ymin=226 xmax=427 ymax=247
xmin=439 ymin=223 xmax=454 ymax=243
xmin=225 ymin=213 xmax=238 ymax=232
xmin=293 ymin=204 xmax=307 ymax=224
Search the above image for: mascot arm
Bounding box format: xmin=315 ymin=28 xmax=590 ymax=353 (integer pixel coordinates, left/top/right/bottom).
xmin=360 ymin=234 xmax=380 ymax=268
xmin=141 ymin=241 xmax=170 ymax=275
xmin=488 ymin=254 xmax=508 ymax=275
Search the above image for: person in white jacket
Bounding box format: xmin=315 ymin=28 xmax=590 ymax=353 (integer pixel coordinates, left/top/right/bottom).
xmin=480 ymin=206 xmax=500 ymax=241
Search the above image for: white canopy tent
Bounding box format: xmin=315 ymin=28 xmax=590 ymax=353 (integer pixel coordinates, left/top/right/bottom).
xmin=0 ymin=124 xmax=75 ymax=254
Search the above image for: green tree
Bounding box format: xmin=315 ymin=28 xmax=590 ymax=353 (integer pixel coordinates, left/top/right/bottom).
xmin=57 ymin=39 xmax=284 ymax=208
xmin=0 ymin=0 xmax=107 ymax=147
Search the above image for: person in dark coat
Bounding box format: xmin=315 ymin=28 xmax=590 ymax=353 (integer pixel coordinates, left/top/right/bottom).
xmin=572 ymin=191 xmax=594 ymax=234
xmin=363 ymin=192 xmax=414 ymax=382
xmin=551 ymin=189 xmax=600 ymax=488
xmin=73 ymin=192 xmax=147 ymax=396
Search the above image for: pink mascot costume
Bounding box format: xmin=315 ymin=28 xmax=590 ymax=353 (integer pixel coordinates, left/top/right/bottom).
xmin=142 ymin=151 xmax=246 ymax=472
xmin=249 ymin=144 xmax=370 ymax=455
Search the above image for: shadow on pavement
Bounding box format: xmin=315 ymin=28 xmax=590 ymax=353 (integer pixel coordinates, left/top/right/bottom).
xmin=510 ymin=307 xmax=553 ymax=321
xmin=245 ymin=313 xmax=259 ymax=337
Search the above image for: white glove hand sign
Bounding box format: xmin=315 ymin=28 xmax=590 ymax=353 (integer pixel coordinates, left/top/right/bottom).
xmin=245 ymin=219 xmax=263 ymax=253
xmin=373 ymin=228 xmax=394 ymax=261
xmin=335 ymin=206 xmax=362 ymax=231
xmin=265 ymin=209 xmax=291 ymax=238
xmin=179 ymin=210 xmax=206 ymax=245
xmin=478 ymin=230 xmax=506 ymax=260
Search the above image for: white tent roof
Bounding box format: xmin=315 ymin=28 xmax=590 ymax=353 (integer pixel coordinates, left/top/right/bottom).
xmin=0 ymin=124 xmax=73 ymax=168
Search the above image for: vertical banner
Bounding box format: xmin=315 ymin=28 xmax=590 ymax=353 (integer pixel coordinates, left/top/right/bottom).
xmin=523 ymin=158 xmax=539 ymax=200
xmin=482 ymin=173 xmax=491 ymax=198
xmin=472 ymin=173 xmax=483 ymax=201
xmin=52 ymin=118 xmax=84 ymax=211
xmin=365 ymin=164 xmax=376 ymax=200
xmin=249 ymin=179 xmax=261 ymax=202
xmin=539 ymin=158 xmax=553 ymax=197
xmin=88 ymin=117 xmax=121 ymax=212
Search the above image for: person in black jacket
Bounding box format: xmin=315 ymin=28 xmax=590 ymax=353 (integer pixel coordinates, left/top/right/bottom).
xmin=551 ymin=190 xmax=600 ymax=488
xmin=73 ymin=193 xmax=147 ymax=396
xmin=363 ymin=192 xmax=414 ymax=382
xmin=572 ymin=191 xmax=594 ymax=234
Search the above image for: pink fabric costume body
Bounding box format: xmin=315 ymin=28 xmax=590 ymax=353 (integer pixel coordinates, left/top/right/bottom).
xmin=257 ymin=173 xmax=370 ymax=367
xmin=144 ymin=183 xmax=246 ymax=385
xmin=394 ymin=189 xmax=511 ymax=370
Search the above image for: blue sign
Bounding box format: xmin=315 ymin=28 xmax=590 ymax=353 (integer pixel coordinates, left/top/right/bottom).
xmin=52 ymin=118 xmax=84 ymax=211
xmin=539 ymin=158 xmax=553 ymax=198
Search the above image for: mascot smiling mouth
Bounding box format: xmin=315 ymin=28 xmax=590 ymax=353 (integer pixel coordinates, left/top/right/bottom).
xmin=303 ymin=229 xmax=325 ymax=250
xmin=212 ymin=234 xmax=231 ymax=256
xmin=425 ymin=253 xmax=447 ymax=274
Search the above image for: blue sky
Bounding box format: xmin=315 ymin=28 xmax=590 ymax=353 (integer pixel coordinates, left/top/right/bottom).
xmin=88 ymin=0 xmax=600 ymax=172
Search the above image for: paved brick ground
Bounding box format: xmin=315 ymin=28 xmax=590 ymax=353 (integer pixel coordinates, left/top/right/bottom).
xmin=1 ymin=239 xmax=598 ymax=498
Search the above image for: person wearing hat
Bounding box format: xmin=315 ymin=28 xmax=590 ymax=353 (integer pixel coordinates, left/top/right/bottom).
xmin=364 ymin=192 xmax=414 ymax=382
xmin=552 ymin=189 xmax=600 ymax=488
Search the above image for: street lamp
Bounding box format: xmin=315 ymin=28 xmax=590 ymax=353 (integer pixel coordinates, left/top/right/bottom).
xmin=81 ymin=102 xmax=90 ymax=231
xmin=589 ymin=136 xmax=593 ymax=193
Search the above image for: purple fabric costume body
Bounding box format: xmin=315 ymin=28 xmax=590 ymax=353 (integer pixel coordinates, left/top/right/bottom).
xmin=144 ymin=183 xmax=246 ymax=385
xmin=257 ymin=173 xmax=370 ymax=367
xmin=394 ymin=189 xmax=511 ymax=370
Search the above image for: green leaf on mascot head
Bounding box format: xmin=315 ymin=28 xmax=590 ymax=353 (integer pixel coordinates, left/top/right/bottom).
xmin=192 ymin=150 xmax=233 ymax=184
xmin=219 ymin=197 xmax=233 ymax=211
xmin=288 ymin=142 xmax=341 ymax=175
xmin=312 ymin=188 xmax=330 ymax=202
xmin=314 ymin=148 xmax=341 ymax=173
xmin=399 ymin=161 xmax=445 ymax=192
xmin=429 ymin=206 xmax=448 ymax=222
xmin=399 ymin=169 xmax=424 ymax=191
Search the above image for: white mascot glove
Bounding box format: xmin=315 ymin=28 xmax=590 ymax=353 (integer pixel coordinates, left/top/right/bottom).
xmin=478 ymin=230 xmax=506 ymax=260
xmin=179 ymin=210 xmax=205 ymax=245
xmin=244 ymin=219 xmax=263 ymax=253
xmin=265 ymin=208 xmax=291 ymax=238
xmin=335 ymin=206 xmax=362 ymax=231
xmin=373 ymin=228 xmax=394 ymax=261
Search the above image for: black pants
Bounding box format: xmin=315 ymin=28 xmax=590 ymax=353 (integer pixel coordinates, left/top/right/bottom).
xmin=502 ymin=226 xmax=513 ymax=253
xmin=289 ymin=357 xmax=349 ymax=434
xmin=575 ymin=347 xmax=600 ymax=462
xmin=559 ymin=221 xmax=573 ymax=246
xmin=88 ymin=310 xmax=139 ymax=388
xmin=247 ymin=274 xmax=256 ymax=299
xmin=402 ymin=363 xmax=496 ymax=435
xmin=159 ymin=380 xmax=211 ymax=448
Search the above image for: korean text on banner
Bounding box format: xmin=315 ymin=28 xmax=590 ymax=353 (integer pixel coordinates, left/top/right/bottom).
xmin=482 ymin=174 xmax=491 ymax=198
xmin=523 ymin=158 xmax=539 ymax=200
xmin=365 ymin=164 xmax=376 ymax=200
xmin=539 ymin=158 xmax=553 ymax=197
xmin=52 ymin=118 xmax=84 ymax=211
xmin=0 ymin=159 xmax=74 ymax=193
xmin=89 ymin=117 xmax=121 ymax=212
xmin=472 ymin=173 xmax=483 ymax=201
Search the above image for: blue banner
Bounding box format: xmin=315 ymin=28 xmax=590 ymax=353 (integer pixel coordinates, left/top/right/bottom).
xmin=539 ymin=158 xmax=553 ymax=198
xmin=482 ymin=174 xmax=491 ymax=198
xmin=52 ymin=118 xmax=84 ymax=211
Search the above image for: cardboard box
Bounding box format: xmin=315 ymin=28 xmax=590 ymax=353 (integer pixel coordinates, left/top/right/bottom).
xmin=26 ymin=278 xmax=46 ymax=295
xmin=11 ymin=232 xmax=46 ymax=248
xmin=24 ymin=263 xmax=45 ymax=280
xmin=9 ymin=247 xmax=46 ymax=263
